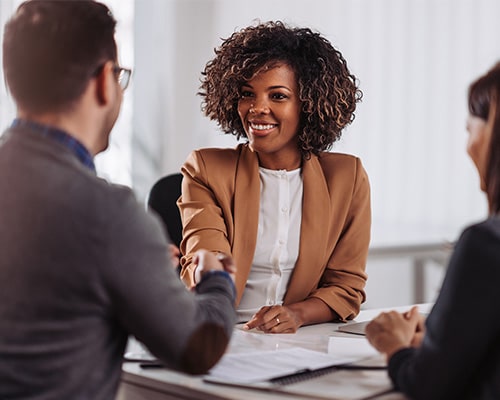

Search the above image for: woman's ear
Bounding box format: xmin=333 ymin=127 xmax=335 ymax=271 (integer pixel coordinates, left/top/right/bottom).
xmin=94 ymin=61 xmax=116 ymax=106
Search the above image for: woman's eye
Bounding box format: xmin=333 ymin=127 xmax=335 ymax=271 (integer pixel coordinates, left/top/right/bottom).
xmin=271 ymin=93 xmax=287 ymax=100
xmin=240 ymin=91 xmax=254 ymax=98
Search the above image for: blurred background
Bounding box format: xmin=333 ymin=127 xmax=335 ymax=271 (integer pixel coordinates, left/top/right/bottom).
xmin=1 ymin=0 xmax=498 ymax=309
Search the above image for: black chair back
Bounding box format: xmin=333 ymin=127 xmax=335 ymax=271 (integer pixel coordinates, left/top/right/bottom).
xmin=147 ymin=173 xmax=183 ymax=248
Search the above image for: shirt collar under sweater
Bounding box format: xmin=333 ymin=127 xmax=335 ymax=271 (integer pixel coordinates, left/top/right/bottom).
xmin=11 ymin=118 xmax=95 ymax=172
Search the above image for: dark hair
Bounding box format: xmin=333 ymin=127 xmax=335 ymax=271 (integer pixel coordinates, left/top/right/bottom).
xmin=199 ymin=21 xmax=362 ymax=158
xmin=2 ymin=0 xmax=117 ymax=113
xmin=468 ymin=62 xmax=500 ymax=214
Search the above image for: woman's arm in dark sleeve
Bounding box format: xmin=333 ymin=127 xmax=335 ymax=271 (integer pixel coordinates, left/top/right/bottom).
xmin=388 ymin=221 xmax=500 ymax=399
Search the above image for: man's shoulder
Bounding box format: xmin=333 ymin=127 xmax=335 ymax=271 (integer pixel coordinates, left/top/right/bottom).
xmin=90 ymin=178 xmax=138 ymax=214
xmin=91 ymin=178 xmax=166 ymax=243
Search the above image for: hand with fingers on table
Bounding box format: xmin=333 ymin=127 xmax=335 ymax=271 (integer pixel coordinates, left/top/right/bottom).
xmin=243 ymin=297 xmax=337 ymax=334
xmin=243 ymin=305 xmax=300 ymax=333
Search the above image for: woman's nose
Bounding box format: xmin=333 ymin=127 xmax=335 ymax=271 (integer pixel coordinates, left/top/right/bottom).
xmin=249 ymin=99 xmax=270 ymax=114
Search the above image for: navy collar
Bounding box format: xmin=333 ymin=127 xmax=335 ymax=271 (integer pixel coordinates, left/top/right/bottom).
xmin=11 ymin=118 xmax=95 ymax=172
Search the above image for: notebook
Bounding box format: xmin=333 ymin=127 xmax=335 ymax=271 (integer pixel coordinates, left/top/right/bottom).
xmin=203 ymin=347 xmax=391 ymax=400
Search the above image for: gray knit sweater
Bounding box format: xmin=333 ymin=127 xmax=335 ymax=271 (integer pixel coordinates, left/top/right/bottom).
xmin=0 ymin=126 xmax=236 ymax=399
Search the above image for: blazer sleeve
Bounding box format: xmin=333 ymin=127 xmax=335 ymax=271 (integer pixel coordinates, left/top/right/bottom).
xmin=310 ymin=157 xmax=370 ymax=320
xmin=178 ymin=149 xmax=234 ymax=288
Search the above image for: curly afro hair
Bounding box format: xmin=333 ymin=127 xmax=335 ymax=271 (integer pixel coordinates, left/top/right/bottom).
xmin=199 ymin=20 xmax=362 ymax=157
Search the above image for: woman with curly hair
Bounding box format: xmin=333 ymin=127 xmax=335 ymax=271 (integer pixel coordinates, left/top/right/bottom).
xmin=178 ymin=21 xmax=371 ymax=333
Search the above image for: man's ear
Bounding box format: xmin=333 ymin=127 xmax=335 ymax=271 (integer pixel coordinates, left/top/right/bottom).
xmin=95 ymin=61 xmax=116 ymax=106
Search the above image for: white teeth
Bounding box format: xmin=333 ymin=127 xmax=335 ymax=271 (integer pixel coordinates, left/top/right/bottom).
xmin=250 ymin=123 xmax=275 ymax=130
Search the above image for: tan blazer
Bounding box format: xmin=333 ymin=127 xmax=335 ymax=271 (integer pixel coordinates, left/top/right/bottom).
xmin=179 ymin=144 xmax=371 ymax=320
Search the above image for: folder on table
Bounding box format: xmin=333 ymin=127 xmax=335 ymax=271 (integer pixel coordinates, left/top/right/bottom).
xmin=203 ymin=347 xmax=392 ymax=400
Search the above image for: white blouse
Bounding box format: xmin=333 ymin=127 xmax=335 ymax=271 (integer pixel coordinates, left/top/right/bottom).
xmin=237 ymin=167 xmax=303 ymax=322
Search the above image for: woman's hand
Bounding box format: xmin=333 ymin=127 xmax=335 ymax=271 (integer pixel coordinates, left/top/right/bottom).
xmin=406 ymin=308 xmax=426 ymax=347
xmin=193 ymin=250 xmax=236 ymax=283
xmin=243 ymin=298 xmax=337 ymax=334
xmin=365 ymin=306 xmax=423 ymax=360
xmin=168 ymin=244 xmax=180 ymax=268
xmin=243 ymin=305 xmax=302 ymax=334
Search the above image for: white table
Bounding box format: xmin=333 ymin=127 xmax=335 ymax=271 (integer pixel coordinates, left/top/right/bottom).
xmin=117 ymin=304 xmax=432 ymax=400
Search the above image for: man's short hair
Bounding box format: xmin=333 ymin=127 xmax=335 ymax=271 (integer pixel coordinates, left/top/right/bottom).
xmin=2 ymin=0 xmax=117 ymax=113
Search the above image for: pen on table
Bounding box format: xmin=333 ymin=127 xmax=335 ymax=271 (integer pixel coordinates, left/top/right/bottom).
xmin=139 ymin=362 xmax=165 ymax=369
xmin=336 ymin=364 xmax=387 ymax=370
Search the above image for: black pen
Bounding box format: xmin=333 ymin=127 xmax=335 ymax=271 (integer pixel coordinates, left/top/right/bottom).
xmin=336 ymin=364 xmax=386 ymax=370
xmin=139 ymin=362 xmax=164 ymax=369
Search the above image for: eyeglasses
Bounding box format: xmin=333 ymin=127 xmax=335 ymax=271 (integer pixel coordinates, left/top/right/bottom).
xmin=92 ymin=63 xmax=132 ymax=91
xmin=113 ymin=65 xmax=132 ymax=91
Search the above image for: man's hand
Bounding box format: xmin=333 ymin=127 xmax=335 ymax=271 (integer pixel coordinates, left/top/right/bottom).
xmin=193 ymin=250 xmax=236 ymax=284
xmin=168 ymin=244 xmax=180 ymax=268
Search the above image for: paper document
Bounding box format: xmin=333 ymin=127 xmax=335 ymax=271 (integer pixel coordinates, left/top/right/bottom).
xmin=205 ymin=346 xmax=391 ymax=400
xmin=204 ymin=331 xmax=392 ymax=400
xmin=207 ymin=346 xmax=366 ymax=384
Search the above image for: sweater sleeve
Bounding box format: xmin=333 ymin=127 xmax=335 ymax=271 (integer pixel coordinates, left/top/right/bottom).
xmin=178 ymin=149 xmax=235 ymax=288
xmin=102 ymin=188 xmax=236 ymax=374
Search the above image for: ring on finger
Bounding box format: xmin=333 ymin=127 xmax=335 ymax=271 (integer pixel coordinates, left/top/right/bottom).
xmin=276 ymin=317 xmax=280 ymax=324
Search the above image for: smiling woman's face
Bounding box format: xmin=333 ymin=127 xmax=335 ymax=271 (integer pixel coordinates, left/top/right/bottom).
xmin=237 ymin=63 xmax=302 ymax=170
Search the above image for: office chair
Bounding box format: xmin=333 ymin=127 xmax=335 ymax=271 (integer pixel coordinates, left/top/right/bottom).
xmin=147 ymin=172 xmax=183 ymax=248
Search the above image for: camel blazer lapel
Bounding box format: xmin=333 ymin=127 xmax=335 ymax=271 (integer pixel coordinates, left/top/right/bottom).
xmin=283 ymin=156 xmax=331 ymax=304
xmin=232 ymin=147 xmax=260 ymax=304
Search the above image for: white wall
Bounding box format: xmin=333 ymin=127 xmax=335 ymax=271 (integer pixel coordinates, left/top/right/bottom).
xmin=134 ymin=0 xmax=494 ymax=222
xmin=133 ymin=0 xmax=499 ymax=307
xmin=0 ymin=0 xmax=17 ymax=123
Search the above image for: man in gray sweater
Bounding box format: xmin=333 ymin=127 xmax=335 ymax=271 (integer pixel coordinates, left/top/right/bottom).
xmin=0 ymin=1 xmax=236 ymax=399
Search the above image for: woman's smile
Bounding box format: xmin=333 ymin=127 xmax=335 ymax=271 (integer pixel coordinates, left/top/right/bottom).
xmin=248 ymin=121 xmax=279 ymax=136
xmin=237 ymin=63 xmax=302 ymax=170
